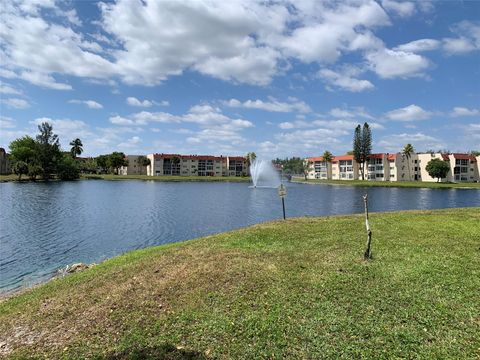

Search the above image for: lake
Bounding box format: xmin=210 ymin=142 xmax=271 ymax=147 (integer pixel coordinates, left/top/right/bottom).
xmin=1 ymin=180 xmax=479 ymax=293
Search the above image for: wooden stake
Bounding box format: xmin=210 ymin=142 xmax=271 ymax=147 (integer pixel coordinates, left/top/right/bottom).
xmin=363 ymin=194 xmax=372 ymax=260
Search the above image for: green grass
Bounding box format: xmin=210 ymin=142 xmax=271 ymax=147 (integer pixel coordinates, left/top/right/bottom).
xmin=1 ymin=208 xmax=479 ymax=359
xmin=293 ymin=177 xmax=480 ymax=189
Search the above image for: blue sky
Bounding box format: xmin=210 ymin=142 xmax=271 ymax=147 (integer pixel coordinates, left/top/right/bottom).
xmin=0 ymin=0 xmax=479 ymax=158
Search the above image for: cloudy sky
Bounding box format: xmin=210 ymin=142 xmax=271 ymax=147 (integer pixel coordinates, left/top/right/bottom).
xmin=0 ymin=0 xmax=479 ymax=158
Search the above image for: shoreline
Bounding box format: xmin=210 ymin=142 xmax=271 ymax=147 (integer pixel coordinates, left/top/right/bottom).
xmin=2 ymin=206 xmax=478 ymax=300
xmin=0 ymin=174 xmax=251 ymax=183
xmin=291 ymin=177 xmax=480 ymax=189
xmin=1 ymin=208 xmax=479 ymax=358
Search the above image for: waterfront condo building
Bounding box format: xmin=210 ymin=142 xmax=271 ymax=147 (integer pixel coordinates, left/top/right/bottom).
xmin=0 ymin=148 xmax=11 ymax=175
xmin=306 ymin=152 xmax=479 ymax=183
xmin=145 ymin=153 xmax=248 ymax=177
xmin=119 ymin=155 xmax=148 ymax=175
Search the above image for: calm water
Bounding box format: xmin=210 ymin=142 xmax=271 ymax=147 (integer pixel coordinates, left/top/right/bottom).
xmin=1 ymin=180 xmax=479 ymax=292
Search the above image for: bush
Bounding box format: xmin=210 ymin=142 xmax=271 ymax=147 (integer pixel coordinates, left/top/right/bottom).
xmin=57 ymin=155 xmax=80 ymax=180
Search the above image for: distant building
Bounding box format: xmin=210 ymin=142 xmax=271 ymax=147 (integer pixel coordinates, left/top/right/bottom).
xmin=145 ymin=153 xmax=248 ymax=177
xmin=0 ymin=148 xmax=11 ymax=175
xmin=119 ymin=155 xmax=148 ymax=175
xmin=306 ymin=152 xmax=480 ymax=183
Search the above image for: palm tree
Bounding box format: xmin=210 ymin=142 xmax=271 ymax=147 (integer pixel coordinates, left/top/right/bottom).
xmin=69 ymin=138 xmax=83 ymax=158
xmin=323 ymin=150 xmax=333 ymax=162
xmin=323 ymin=150 xmax=333 ymax=179
xmin=402 ymin=143 xmax=414 ymax=181
xmin=245 ymin=152 xmax=257 ymax=167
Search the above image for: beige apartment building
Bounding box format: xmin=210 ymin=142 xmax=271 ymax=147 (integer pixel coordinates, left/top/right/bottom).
xmin=417 ymin=153 xmax=479 ymax=182
xmin=0 ymin=148 xmax=11 ymax=175
xmin=145 ymin=153 xmax=248 ymax=177
xmin=306 ymin=152 xmax=480 ymax=183
xmin=119 ymin=155 xmax=147 ymax=175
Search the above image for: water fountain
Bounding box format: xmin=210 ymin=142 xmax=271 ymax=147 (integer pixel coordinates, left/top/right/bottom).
xmin=249 ymin=159 xmax=281 ymax=188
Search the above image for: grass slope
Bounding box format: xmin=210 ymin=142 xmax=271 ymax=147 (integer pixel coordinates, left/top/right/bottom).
xmin=1 ymin=209 xmax=479 ymax=359
xmin=293 ymin=177 xmax=480 ymax=189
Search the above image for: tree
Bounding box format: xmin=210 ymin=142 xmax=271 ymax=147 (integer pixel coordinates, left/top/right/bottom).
xmin=69 ymin=138 xmax=83 ymax=158
xmin=353 ymin=122 xmax=372 ymax=180
xmin=108 ymin=152 xmax=128 ymax=174
xmin=323 ymin=150 xmax=333 ymax=162
xmin=9 ymin=136 xmax=38 ymax=180
xmin=137 ymin=156 xmax=151 ymax=167
xmin=470 ymin=150 xmax=480 ymax=156
xmin=402 ymin=143 xmax=415 ymax=180
xmin=27 ymin=164 xmax=43 ymax=181
xmin=246 ymin=152 xmax=257 ymax=167
xmin=36 ymin=122 xmax=61 ymax=180
xmin=425 ymin=158 xmax=450 ymax=182
xmin=96 ymin=155 xmax=109 ymax=173
xmin=12 ymin=161 xmax=28 ymax=180
xmin=57 ymin=154 xmax=80 ymax=180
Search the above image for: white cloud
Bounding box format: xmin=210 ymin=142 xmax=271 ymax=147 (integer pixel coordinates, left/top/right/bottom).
xmin=1 ymin=98 xmax=30 ymax=109
xmin=381 ymin=0 xmax=416 ymax=18
xmin=329 ymin=107 xmax=374 ymax=119
xmin=0 ymin=116 xmax=16 ymax=129
xmin=126 ymin=97 xmax=169 ymax=107
xmin=127 ymin=97 xmax=153 ymax=108
xmin=377 ymin=132 xmax=442 ymax=152
xmin=384 ymin=104 xmax=432 ymax=121
xmin=394 ymin=39 xmax=440 ymax=52
xmin=109 ymin=115 xmax=136 ymax=126
xmin=442 ymin=21 xmax=480 ymax=55
xmin=69 ymin=99 xmax=103 ymax=109
xmin=366 ymin=48 xmax=430 ymax=79
xmin=19 ymin=71 xmax=72 ymax=90
xmin=0 ymin=83 xmax=22 ymax=95
xmin=318 ymin=68 xmax=374 ymax=92
xmin=0 ymin=0 xmax=396 ymax=88
xmin=224 ymin=97 xmax=311 ymax=113
xmin=118 ymin=136 xmax=142 ymax=149
xmin=450 ymin=107 xmax=479 ymax=117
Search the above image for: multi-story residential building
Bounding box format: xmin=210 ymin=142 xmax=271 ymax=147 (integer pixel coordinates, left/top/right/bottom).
xmin=306 ymin=156 xmax=332 ymax=179
xmin=0 ymin=148 xmax=11 ymax=175
xmin=332 ymin=155 xmax=359 ymax=180
xmin=145 ymin=153 xmax=248 ymax=177
xmin=119 ymin=155 xmax=148 ymax=175
xmin=417 ymin=153 xmax=479 ymax=182
xmin=306 ymin=152 xmax=479 ymax=183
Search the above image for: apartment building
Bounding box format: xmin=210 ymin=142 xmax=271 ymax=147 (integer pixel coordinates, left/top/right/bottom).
xmin=306 ymin=156 xmax=332 ymax=180
xmin=145 ymin=153 xmax=248 ymax=177
xmin=0 ymin=148 xmax=11 ymax=175
xmin=119 ymin=155 xmax=147 ymax=175
xmin=417 ymin=153 xmax=479 ymax=182
xmin=306 ymin=152 xmax=479 ymax=183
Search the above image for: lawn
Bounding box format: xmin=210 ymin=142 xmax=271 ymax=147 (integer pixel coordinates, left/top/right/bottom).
xmin=1 ymin=208 xmax=479 ymax=359
xmin=293 ymin=177 xmax=480 ymax=189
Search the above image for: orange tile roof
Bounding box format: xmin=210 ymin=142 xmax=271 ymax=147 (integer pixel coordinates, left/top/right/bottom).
xmin=387 ymin=154 xmax=396 ymax=161
xmin=307 ymin=156 xmax=325 ymax=162
xmin=332 ymin=155 xmax=354 ymax=161
xmin=452 ymin=153 xmax=476 ymax=161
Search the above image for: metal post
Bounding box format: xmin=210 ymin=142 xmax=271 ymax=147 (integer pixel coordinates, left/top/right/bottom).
xmin=282 ymin=197 xmax=286 ymax=220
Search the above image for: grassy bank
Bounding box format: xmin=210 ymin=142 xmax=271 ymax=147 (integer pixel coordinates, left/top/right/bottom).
xmin=0 ymin=174 xmax=251 ymax=183
xmin=293 ymin=177 xmax=480 ymax=189
xmin=1 ymin=208 xmax=479 ymax=359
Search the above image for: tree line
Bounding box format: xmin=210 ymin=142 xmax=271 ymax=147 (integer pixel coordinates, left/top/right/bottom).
xmin=8 ymin=122 xmax=151 ymax=180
